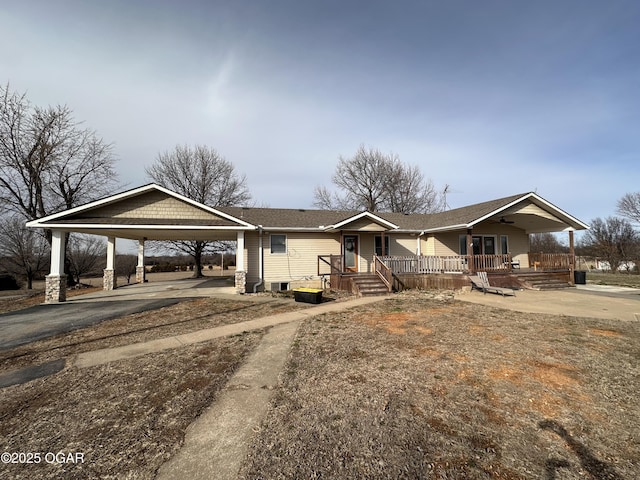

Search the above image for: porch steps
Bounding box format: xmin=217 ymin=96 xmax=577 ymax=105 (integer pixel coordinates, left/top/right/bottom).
xmin=512 ymin=273 xmax=573 ymax=290
xmin=350 ymin=274 xmax=391 ymax=297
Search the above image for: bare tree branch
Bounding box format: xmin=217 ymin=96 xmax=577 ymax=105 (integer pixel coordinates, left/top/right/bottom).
xmin=313 ymin=144 xmax=442 ymax=213
xmin=145 ymin=144 xmax=251 ymax=277
xmin=0 ymin=83 xmax=118 ymax=223
xmin=617 ymin=192 xmax=640 ymax=226
xmin=0 ymin=215 xmax=50 ymax=289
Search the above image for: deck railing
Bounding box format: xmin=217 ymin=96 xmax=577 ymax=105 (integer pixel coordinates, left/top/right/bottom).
xmin=378 ymin=254 xmax=516 ymax=274
xmin=528 ymin=253 xmax=573 ymax=270
xmin=373 ymin=256 xmax=393 ymax=292
xmin=318 ymin=254 xmax=342 ymax=276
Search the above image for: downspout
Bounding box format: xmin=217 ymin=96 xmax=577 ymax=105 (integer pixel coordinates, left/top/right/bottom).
xmin=253 ymin=226 xmax=264 ymax=293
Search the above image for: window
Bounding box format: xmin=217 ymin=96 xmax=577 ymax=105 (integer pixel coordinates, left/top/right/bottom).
xmin=374 ymin=235 xmax=390 ymax=256
xmin=458 ymin=235 xmax=498 ymax=255
xmin=459 ymin=236 xmax=468 ymax=255
xmin=270 ymin=234 xmax=287 ymax=254
xmin=500 ymin=235 xmax=509 ymax=255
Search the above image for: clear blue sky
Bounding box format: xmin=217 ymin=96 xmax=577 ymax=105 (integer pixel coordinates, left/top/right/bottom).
xmin=2 ymin=0 xmax=639 ymax=232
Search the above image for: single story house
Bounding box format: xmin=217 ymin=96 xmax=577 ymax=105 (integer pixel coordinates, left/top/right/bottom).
xmin=26 ymin=184 xmax=589 ymax=302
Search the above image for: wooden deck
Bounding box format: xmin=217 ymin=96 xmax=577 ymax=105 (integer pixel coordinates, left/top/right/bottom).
xmin=319 ymin=253 xmax=575 ymax=292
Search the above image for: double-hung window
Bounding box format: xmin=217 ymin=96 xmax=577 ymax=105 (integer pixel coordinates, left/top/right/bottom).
xmin=374 ymin=235 xmax=390 ymax=256
xmin=270 ymin=234 xmax=287 ymax=254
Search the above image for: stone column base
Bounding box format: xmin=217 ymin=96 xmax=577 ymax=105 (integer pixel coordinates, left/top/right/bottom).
xmin=45 ymin=275 xmax=66 ymax=303
xmin=136 ymin=266 xmax=145 ymax=283
xmin=103 ymin=269 xmax=117 ymax=291
xmin=235 ymin=270 xmax=246 ymax=294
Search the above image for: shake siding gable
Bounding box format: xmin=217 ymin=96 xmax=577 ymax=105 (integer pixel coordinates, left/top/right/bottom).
xmin=80 ymin=191 xmax=224 ymax=221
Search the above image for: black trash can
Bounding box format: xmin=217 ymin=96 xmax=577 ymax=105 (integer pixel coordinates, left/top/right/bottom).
xmin=574 ymin=270 xmax=586 ymax=285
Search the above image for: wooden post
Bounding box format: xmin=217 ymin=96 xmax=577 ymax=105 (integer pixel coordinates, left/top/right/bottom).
xmin=467 ymin=228 xmax=474 ymax=274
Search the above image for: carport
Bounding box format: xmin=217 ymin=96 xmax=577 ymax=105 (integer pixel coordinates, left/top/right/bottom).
xmin=26 ymin=184 xmax=255 ymax=303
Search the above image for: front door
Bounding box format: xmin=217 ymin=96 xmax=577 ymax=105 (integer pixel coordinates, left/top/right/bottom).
xmin=343 ymin=235 xmax=359 ymax=272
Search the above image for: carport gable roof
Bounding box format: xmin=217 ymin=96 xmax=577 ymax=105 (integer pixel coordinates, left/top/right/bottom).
xmin=26 ymin=184 xmax=255 ymax=234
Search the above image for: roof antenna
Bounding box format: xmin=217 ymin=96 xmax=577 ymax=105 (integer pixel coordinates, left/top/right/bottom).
xmin=443 ymin=184 xmax=451 ymax=211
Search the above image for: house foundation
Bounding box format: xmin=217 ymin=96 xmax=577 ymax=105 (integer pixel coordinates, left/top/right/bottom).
xmin=45 ymin=275 xmax=66 ymax=303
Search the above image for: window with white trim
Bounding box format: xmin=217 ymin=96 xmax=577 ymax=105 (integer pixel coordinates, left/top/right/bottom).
xmin=500 ymin=235 xmax=509 ymax=255
xmin=270 ymin=234 xmax=287 ymax=254
xmin=374 ymin=235 xmax=390 ymax=256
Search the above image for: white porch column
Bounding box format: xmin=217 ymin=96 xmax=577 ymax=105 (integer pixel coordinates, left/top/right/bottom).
xmin=45 ymin=230 xmax=67 ymax=303
xmin=136 ymin=239 xmax=146 ymax=283
xmin=104 ymin=236 xmax=117 ymax=290
xmin=235 ymin=231 xmax=246 ymax=294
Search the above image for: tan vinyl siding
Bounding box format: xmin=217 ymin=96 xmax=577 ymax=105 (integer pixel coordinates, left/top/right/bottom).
xmin=434 ymin=232 xmax=460 ymax=256
xmin=263 ymin=232 xmax=341 ymax=283
xmin=390 ymin=235 xmax=419 ymax=256
xmin=424 ymin=235 xmax=436 ymax=255
xmin=342 ymin=219 xmax=387 ymax=231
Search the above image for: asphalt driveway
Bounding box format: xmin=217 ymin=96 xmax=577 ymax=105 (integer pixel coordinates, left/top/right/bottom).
xmin=0 ymin=298 xmax=184 ymax=350
xmin=0 ymin=276 xmax=238 ymax=350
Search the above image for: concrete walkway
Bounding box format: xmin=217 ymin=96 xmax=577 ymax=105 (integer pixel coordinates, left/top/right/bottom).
xmin=156 ymin=320 xmax=301 ymax=480
xmin=72 ymin=296 xmax=386 ymax=369
xmin=454 ymin=284 xmax=640 ymax=321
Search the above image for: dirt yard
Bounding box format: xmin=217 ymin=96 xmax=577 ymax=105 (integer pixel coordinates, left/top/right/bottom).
xmin=240 ymin=291 xmax=639 ymax=480
xmin=1 ymin=290 xmax=638 ymax=479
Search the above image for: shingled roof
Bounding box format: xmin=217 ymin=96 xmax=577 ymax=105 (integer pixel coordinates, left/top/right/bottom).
xmin=218 ymin=193 xmax=533 ymax=232
xmin=27 ymin=184 xmax=588 ymax=236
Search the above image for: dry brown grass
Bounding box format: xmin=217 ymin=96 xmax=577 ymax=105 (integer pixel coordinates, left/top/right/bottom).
xmin=0 ymin=296 xmax=309 ymax=479
xmin=1 ymin=290 xmax=638 ymax=479
xmin=0 ymin=297 xmax=307 ymax=373
xmin=240 ymin=291 xmax=640 ymax=479
xmin=0 ymin=332 xmax=263 ymax=479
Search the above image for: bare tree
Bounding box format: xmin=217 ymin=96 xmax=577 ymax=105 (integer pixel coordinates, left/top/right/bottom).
xmin=116 ymin=254 xmax=138 ymax=284
xmin=0 ymin=215 xmax=50 ymax=289
xmin=529 ymin=233 xmax=567 ymax=253
xmin=67 ymin=235 xmax=105 ymax=285
xmin=313 ymin=145 xmax=442 ymax=213
xmin=146 ymin=145 xmax=251 ymax=277
xmin=0 ymin=83 xmax=117 ymax=285
xmin=0 ymin=83 xmax=118 ymax=224
xmin=385 ymin=161 xmax=441 ymax=214
xmin=617 ymin=192 xmax=640 ymax=226
xmin=580 ymin=217 xmax=638 ymax=273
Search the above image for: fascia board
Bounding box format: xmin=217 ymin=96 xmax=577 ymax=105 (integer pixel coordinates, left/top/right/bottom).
xmin=418 ymin=224 xmax=470 ymax=233
xmin=527 ymin=194 xmax=590 ymax=230
xmin=25 ymin=184 xmax=256 ymax=229
xmin=329 ymin=211 xmax=399 ymax=230
xmin=262 ymin=227 xmax=327 ymax=232
xmin=467 ymin=194 xmax=532 ymax=228
xmin=467 ymin=192 xmax=589 ymax=230
xmin=27 ymin=223 xmax=256 ymax=231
